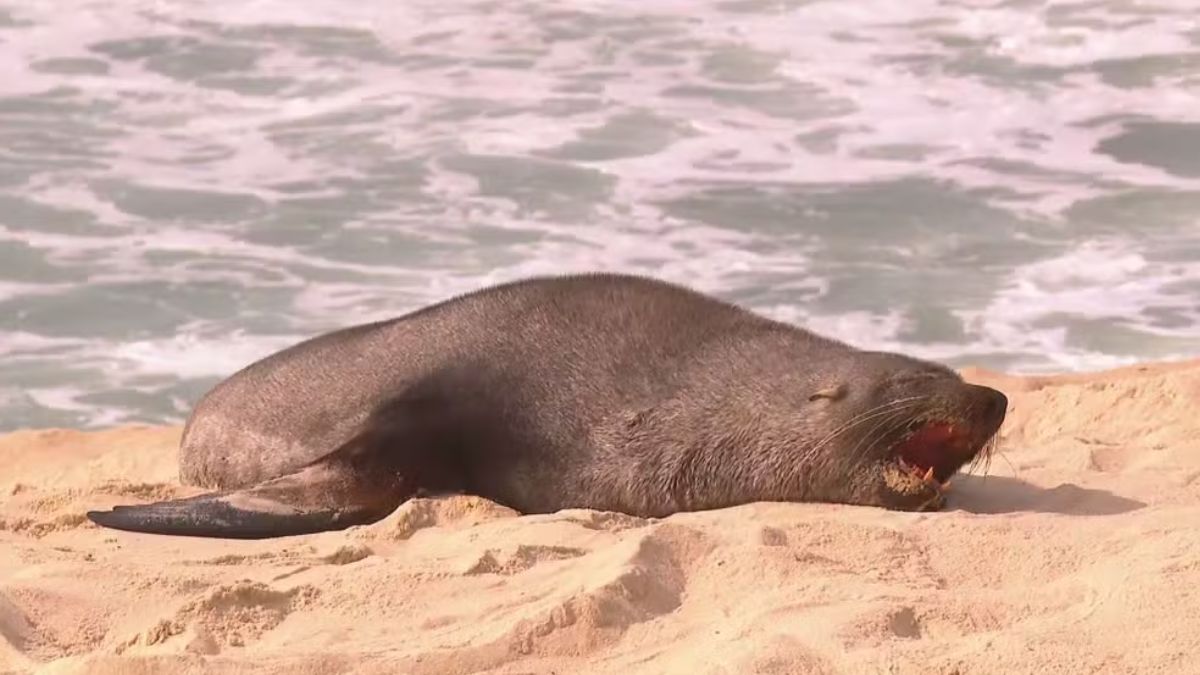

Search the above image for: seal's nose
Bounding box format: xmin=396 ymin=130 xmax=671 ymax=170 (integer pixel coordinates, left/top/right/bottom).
xmin=971 ymin=384 xmax=1008 ymax=428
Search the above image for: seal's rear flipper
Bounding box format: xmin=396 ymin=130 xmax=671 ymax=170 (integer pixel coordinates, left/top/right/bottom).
xmin=86 ymin=486 xmax=367 ymax=539
xmin=87 ymin=434 xmax=413 ymax=539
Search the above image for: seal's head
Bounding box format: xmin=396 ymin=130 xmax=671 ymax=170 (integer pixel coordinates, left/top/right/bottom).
xmin=802 ymin=350 xmax=1007 ymax=512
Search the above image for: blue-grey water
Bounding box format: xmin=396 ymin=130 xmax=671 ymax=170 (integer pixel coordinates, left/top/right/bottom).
xmin=0 ymin=0 xmax=1198 ymax=431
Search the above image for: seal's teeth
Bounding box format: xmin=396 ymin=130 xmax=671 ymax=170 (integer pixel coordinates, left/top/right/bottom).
xmin=941 ymin=479 xmax=952 ymax=492
xmin=922 ymin=467 xmax=935 ymax=483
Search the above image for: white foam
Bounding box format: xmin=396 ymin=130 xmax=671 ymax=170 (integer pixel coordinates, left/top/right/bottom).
xmin=104 ymin=331 xmax=301 ymax=379
xmin=982 ymin=240 xmax=1200 ymax=333
xmin=954 ymin=239 xmax=1200 ymax=372
xmin=1 ymin=0 xmax=1198 ymax=429
xmin=0 ymin=331 xmax=89 ymax=357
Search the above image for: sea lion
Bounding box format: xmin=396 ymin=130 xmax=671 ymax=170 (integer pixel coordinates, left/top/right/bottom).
xmin=87 ymin=273 xmax=1008 ymax=539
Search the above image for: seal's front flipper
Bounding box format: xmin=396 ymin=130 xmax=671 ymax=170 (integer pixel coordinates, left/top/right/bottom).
xmin=87 ymin=433 xmax=412 ymax=539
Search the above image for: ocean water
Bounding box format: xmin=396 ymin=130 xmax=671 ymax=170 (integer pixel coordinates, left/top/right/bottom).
xmin=0 ymin=0 xmax=1198 ymax=431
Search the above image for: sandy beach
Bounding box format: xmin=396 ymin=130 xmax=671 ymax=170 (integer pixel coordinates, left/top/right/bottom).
xmin=2 ymin=359 xmax=1199 ymax=674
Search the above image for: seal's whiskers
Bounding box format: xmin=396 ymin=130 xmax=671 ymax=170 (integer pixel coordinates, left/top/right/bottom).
xmin=809 ymin=396 xmax=927 ymax=456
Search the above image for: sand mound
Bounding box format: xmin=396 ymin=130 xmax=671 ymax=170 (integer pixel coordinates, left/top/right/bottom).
xmin=2 ymin=360 xmax=1199 ymax=674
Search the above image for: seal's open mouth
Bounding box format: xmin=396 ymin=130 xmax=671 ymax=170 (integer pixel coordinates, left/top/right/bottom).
xmin=892 ymin=419 xmax=979 ymax=487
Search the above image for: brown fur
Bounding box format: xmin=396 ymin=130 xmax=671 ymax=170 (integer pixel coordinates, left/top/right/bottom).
xmin=90 ymin=274 xmax=1007 ymax=539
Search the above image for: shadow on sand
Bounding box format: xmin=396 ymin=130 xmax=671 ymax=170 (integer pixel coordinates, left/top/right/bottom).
xmin=948 ymin=474 xmax=1146 ymax=516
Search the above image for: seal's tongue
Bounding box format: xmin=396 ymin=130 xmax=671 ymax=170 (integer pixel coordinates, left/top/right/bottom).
xmin=895 ymin=422 xmax=965 ymax=482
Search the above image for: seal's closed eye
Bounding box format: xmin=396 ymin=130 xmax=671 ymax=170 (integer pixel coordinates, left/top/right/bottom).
xmin=808 ymin=384 xmax=846 ymax=402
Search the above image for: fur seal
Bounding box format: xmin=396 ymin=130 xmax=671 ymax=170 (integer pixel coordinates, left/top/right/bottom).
xmin=87 ymin=273 xmax=1007 ymax=539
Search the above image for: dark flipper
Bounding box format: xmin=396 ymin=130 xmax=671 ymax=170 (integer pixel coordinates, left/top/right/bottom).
xmin=86 ymin=488 xmax=370 ymax=539
xmin=87 ymin=423 xmax=420 ymax=539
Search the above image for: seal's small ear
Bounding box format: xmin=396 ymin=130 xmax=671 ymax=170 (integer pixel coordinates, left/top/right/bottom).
xmin=808 ymin=384 xmax=847 ymax=402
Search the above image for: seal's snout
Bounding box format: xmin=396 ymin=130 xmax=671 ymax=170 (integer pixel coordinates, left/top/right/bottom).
xmin=877 ymin=379 xmax=1010 ymax=506
xmin=970 ymin=384 xmax=1008 ymax=431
